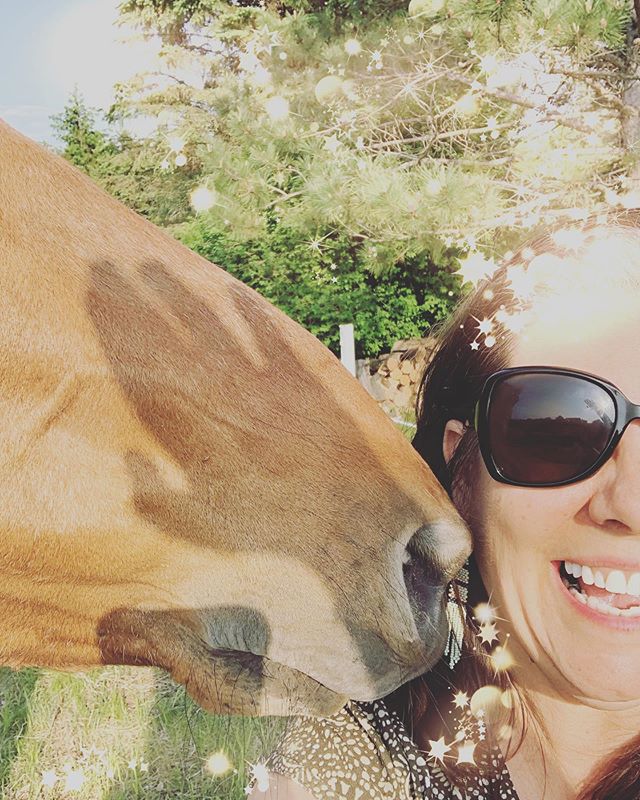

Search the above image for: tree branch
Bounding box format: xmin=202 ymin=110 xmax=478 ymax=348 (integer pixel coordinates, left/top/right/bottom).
xmin=444 ymin=70 xmax=594 ymax=134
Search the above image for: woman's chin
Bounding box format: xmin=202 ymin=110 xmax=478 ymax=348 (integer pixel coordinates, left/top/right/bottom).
xmin=569 ymin=678 xmax=640 ymax=708
xmin=536 ymin=640 xmax=640 ymax=705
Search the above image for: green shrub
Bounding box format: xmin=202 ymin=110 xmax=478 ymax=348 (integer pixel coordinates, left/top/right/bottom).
xmin=176 ymin=218 xmax=463 ymax=358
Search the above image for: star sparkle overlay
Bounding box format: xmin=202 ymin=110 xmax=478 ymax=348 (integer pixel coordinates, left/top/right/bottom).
xmin=423 ymin=598 xmax=517 ymax=772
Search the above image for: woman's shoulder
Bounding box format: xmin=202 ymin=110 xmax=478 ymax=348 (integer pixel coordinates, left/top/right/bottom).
xmin=248 ymin=695 xmax=517 ymax=800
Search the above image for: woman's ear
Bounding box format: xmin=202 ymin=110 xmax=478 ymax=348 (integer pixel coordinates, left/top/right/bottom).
xmin=442 ymin=419 xmax=467 ymax=466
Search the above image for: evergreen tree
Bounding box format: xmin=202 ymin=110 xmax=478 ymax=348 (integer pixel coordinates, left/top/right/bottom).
xmin=48 ymin=2 xmax=640 ymax=356
xmin=111 ymin=0 xmax=640 ymax=275
xmin=50 ymin=91 xmax=114 ymax=175
xmin=50 ymin=93 xmax=198 ymax=226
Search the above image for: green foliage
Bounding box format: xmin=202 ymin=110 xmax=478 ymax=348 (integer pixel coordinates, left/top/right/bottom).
xmin=50 ymin=91 xmax=115 ymax=175
xmin=119 ymin=0 xmax=407 ymax=36
xmin=466 ymin=0 xmax=631 ymax=52
xmin=121 ymin=0 xmax=206 ymax=12
xmin=110 ymin=0 xmax=637 ymax=277
xmin=94 ymin=132 xmax=197 ymax=226
xmin=49 ymin=0 xmax=640 ymax=360
xmin=176 ymin=217 xmax=462 ymax=357
xmin=51 ymin=94 xmax=197 ymax=225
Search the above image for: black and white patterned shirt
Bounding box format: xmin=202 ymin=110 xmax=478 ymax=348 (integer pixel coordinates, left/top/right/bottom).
xmin=255 ymin=696 xmax=519 ymax=799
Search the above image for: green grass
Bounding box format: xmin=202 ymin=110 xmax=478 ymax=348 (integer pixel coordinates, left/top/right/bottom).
xmin=0 ymin=667 xmax=286 ymax=800
xmin=394 ymin=411 xmax=417 ymax=441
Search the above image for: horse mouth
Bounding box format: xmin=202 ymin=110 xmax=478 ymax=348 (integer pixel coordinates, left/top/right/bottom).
xmin=190 ymin=645 xmax=350 ymax=718
xmin=98 ymin=605 xmax=349 ymax=717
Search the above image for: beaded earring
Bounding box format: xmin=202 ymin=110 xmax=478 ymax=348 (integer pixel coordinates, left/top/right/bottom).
xmin=443 ymin=558 xmax=469 ymax=670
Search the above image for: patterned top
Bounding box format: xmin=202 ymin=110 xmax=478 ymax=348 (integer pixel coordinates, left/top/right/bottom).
xmin=253 ymin=697 xmax=520 ymax=800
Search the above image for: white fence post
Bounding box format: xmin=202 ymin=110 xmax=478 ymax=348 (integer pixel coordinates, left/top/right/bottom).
xmin=339 ymin=323 xmax=356 ymax=376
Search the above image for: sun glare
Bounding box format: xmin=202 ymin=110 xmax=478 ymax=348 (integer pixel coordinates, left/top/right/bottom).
xmin=40 ymin=0 xmax=161 ymax=119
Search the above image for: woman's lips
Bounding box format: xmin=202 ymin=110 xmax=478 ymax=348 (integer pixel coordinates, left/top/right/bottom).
xmin=551 ymin=561 xmax=640 ymax=631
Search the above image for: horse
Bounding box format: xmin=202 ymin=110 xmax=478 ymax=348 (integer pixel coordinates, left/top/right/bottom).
xmin=0 ymin=120 xmax=471 ymax=718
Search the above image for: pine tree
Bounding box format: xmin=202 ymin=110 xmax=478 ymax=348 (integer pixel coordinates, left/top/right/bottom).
xmin=109 ymin=1 xmax=640 ymax=276
xmin=50 ymin=90 xmax=114 ymax=175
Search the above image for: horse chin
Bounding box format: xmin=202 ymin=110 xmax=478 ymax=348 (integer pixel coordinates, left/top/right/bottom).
xmin=185 ymin=646 xmax=351 ymax=718
xmin=98 ymin=606 xmax=348 ymax=717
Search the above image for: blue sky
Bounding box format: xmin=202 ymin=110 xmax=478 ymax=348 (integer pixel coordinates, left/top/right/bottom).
xmin=1 ymin=0 xmax=61 ymax=142
xmin=1 ymin=0 xmax=159 ymax=144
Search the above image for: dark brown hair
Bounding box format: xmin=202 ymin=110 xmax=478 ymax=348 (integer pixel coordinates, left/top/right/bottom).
xmin=383 ymin=212 xmax=640 ymax=799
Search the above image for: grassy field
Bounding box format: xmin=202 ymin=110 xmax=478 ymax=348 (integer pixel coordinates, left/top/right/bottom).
xmin=0 ymin=417 xmax=417 ymax=799
xmin=0 ymin=666 xmax=286 ymax=800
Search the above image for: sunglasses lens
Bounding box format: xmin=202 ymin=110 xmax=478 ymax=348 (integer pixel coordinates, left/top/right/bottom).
xmin=487 ymin=373 xmax=616 ymax=485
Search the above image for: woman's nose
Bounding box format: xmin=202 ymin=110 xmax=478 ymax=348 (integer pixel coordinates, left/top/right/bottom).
xmin=588 ymin=421 xmax=640 ymax=533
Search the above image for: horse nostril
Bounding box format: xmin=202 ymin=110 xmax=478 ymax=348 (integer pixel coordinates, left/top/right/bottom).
xmin=402 ymin=552 xmax=446 ymax=648
xmin=402 ymin=547 xmax=440 ymax=588
xmin=403 ymin=519 xmax=472 ymax=584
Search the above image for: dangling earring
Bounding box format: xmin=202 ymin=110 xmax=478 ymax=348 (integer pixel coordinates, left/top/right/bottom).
xmin=444 ymin=558 xmax=469 ymax=670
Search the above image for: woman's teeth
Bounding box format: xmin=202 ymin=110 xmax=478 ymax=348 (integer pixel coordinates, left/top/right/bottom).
xmin=564 ymin=561 xmax=640 ymax=595
xmin=562 ymin=560 xmax=640 ymax=617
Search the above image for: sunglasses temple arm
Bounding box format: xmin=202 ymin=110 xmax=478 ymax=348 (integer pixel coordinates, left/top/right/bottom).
xmin=465 ymin=402 xmax=480 ymax=432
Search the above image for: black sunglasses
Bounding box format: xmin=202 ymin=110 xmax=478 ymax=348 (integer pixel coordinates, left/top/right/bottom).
xmin=469 ymin=366 xmax=640 ymax=488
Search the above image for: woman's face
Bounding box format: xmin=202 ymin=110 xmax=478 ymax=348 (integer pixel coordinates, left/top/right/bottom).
xmin=444 ymin=275 xmax=640 ymax=706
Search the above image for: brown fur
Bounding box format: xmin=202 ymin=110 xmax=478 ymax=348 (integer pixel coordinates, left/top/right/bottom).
xmin=0 ymin=121 xmax=471 ymax=717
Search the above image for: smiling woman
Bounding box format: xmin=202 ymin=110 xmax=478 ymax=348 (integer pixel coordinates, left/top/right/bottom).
xmin=250 ymin=213 xmax=640 ymax=800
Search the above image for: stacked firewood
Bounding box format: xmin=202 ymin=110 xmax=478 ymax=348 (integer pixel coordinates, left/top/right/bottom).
xmin=356 ymin=336 xmax=437 ymax=416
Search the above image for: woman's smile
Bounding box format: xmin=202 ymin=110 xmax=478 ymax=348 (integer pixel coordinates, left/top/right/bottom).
xmin=554 ymin=560 xmax=640 ymax=628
